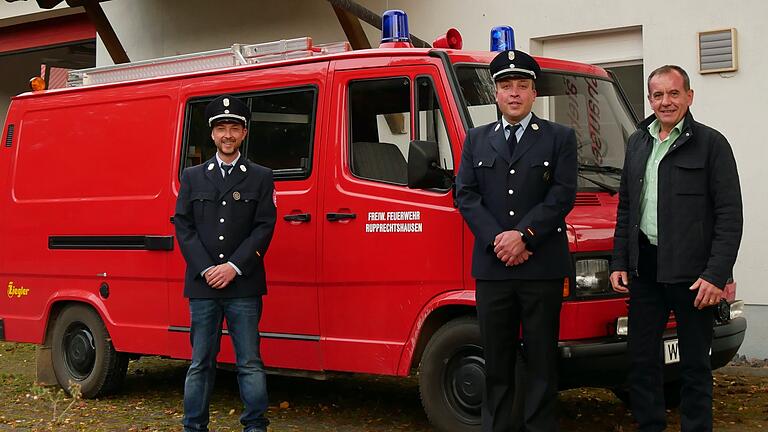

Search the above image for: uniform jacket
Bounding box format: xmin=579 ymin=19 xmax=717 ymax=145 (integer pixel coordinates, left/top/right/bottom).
xmin=611 ymin=111 xmax=742 ymax=288
xmin=175 ymin=156 xmax=277 ymax=298
xmin=456 ymin=114 xmax=577 ymax=280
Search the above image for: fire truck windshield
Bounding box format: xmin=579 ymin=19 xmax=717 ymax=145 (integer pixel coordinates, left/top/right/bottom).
xmin=455 ymin=65 xmax=636 ymax=192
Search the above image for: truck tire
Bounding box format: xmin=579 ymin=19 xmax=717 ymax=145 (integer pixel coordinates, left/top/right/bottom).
xmin=51 ymin=304 xmax=128 ymax=398
xmin=419 ymin=316 xmax=483 ymax=432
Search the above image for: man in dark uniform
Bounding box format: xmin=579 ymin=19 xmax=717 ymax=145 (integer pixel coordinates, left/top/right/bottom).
xmin=175 ymin=94 xmax=277 ymax=432
xmin=456 ymin=50 xmax=577 ymax=432
xmin=610 ymin=65 xmax=742 ymax=432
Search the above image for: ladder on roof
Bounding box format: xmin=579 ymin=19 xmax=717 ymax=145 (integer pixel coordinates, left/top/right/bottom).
xmin=67 ymin=37 xmax=351 ymax=87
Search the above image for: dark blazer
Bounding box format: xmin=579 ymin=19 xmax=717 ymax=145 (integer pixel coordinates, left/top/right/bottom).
xmin=611 ymin=111 xmax=742 ymax=288
xmin=175 ymin=156 xmax=277 ymax=298
xmin=456 ymin=114 xmax=577 ymax=280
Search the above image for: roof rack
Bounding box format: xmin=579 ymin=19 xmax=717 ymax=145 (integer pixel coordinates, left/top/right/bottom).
xmin=67 ymin=37 xmax=351 ymax=87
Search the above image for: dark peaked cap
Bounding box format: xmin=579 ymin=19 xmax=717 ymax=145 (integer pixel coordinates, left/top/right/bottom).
xmin=205 ymin=94 xmax=250 ymax=127
xmin=490 ymin=49 xmax=541 ymax=82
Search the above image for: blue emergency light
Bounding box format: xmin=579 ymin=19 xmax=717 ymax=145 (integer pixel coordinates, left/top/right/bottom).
xmin=490 ymin=26 xmax=515 ymax=51
xmin=381 ymin=10 xmax=410 ymax=43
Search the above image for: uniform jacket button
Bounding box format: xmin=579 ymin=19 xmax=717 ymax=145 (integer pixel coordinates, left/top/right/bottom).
xmin=508 ymin=189 xmax=514 ymax=195
xmin=222 ymin=201 xmax=227 ymax=206
xmin=509 ymin=210 xmax=515 ymax=216
xmin=218 ymin=253 xmax=224 ymax=259
xmin=557 ymin=227 xmax=562 ymax=232
xmin=220 ymin=218 xmax=225 ymax=223
xmin=510 ymin=169 xmax=516 ymax=174
xmin=219 ymin=235 xmax=224 ymax=240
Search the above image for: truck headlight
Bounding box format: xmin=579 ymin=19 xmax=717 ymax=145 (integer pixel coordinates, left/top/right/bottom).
xmin=616 ymin=316 xmax=629 ymax=336
xmin=574 ymin=258 xmax=612 ymax=297
xmin=729 ymin=300 xmax=744 ymax=320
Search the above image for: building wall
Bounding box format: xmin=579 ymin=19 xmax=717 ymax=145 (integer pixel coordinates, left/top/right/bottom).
xmin=5 ymin=0 xmax=766 ymax=356
xmin=369 ymin=0 xmax=768 ymax=307
xmin=384 ymin=0 xmax=768 ymax=357
xmin=94 ymin=0 xmax=380 ymax=64
xmin=0 ymin=1 xmax=71 ymax=25
xmin=1 ymin=1 xmax=53 ymax=20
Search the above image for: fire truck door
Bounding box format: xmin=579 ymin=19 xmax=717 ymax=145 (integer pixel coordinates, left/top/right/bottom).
xmin=169 ymin=76 xmax=325 ymax=371
xmin=320 ymin=63 xmax=463 ymax=374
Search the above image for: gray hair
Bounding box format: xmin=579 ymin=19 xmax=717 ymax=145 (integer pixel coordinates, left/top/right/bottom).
xmin=647 ymin=65 xmax=691 ymax=93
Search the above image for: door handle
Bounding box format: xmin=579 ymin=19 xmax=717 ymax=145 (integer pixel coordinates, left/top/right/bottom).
xmin=283 ymin=213 xmax=311 ymax=223
xmin=326 ymin=212 xmax=356 ymax=222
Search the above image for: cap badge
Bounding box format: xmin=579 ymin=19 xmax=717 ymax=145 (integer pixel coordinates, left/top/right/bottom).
xmin=509 ymin=63 xmax=515 ymax=69
xmin=240 ymin=164 xmax=247 ymax=172
xmin=207 ymin=163 xmax=215 ymax=171
xmin=224 ymin=109 xmax=230 ymax=114
xmin=508 ymin=51 xmax=515 ymax=60
xmin=531 ymin=123 xmax=539 ymax=131
xmin=233 ymin=191 xmax=241 ymax=201
xmin=223 ymin=98 xmax=230 ymax=107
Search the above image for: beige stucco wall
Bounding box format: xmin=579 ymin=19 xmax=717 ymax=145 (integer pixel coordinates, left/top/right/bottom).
xmin=97 ymin=0 xmax=767 ymax=305
xmin=3 ymin=0 xmax=766 ymax=354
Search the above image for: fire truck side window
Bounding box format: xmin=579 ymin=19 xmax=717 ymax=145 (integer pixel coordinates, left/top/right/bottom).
xmin=416 ymin=76 xmax=454 ymax=172
xmin=348 ymin=77 xmax=411 ymax=185
xmin=181 ymin=86 xmax=317 ymax=180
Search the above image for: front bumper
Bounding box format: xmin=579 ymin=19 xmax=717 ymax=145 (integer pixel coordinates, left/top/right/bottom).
xmin=557 ymin=316 xmax=747 ymax=390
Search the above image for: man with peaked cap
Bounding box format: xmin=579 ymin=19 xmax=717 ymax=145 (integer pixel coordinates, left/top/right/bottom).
xmin=175 ymin=94 xmax=276 ymax=432
xmin=456 ymin=50 xmax=577 ymax=431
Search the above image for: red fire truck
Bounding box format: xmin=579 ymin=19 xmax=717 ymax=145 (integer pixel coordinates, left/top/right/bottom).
xmin=0 ymin=11 xmax=746 ymax=432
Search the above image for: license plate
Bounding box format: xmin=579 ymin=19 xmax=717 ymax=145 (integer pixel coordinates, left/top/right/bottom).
xmin=664 ymin=339 xmax=680 ymax=364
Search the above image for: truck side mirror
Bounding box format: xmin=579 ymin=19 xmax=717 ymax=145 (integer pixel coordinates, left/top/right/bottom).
xmin=407 ymin=140 xmax=452 ymax=190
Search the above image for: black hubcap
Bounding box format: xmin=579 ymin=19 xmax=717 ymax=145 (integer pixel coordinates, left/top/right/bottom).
xmin=63 ymin=323 xmax=96 ymax=380
xmin=444 ymin=345 xmax=485 ymax=424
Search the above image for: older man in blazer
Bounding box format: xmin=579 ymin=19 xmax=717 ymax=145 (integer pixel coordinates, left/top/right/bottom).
xmin=456 ymin=50 xmax=577 ymax=432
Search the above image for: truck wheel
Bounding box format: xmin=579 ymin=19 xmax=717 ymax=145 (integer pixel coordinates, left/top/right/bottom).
xmin=612 ymin=380 xmax=682 ymax=410
xmin=419 ymin=316 xmax=483 ymax=432
xmin=51 ymin=304 xmax=128 ymax=398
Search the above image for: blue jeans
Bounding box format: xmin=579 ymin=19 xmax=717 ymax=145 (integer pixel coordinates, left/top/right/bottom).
xmin=183 ymin=297 xmax=269 ymax=432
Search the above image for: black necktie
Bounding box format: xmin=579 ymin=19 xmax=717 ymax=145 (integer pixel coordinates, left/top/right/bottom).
xmin=506 ymin=124 xmax=521 ymax=153
xmin=221 ymin=163 xmax=233 ymax=178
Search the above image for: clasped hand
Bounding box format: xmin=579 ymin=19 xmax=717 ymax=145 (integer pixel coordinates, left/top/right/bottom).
xmin=205 ymin=264 xmax=237 ymax=289
xmin=494 ymin=230 xmax=532 ymax=267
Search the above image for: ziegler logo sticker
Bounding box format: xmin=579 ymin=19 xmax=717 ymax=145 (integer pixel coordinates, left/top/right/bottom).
xmin=7 ymin=281 xmax=30 ymax=298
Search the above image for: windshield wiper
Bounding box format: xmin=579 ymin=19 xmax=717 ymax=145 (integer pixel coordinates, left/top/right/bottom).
xmin=578 ymin=173 xmax=618 ymax=195
xmin=578 ymin=164 xmax=623 ymax=175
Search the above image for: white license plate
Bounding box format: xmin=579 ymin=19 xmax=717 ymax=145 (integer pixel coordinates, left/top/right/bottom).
xmin=664 ymin=339 xmax=680 ymax=364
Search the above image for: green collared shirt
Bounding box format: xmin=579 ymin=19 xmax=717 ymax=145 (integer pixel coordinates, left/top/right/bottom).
xmin=639 ymin=117 xmax=686 ymax=245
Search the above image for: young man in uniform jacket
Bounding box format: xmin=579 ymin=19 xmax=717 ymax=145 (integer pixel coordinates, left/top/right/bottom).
xmin=456 ymin=49 xmax=577 ymax=432
xmin=610 ymin=65 xmax=742 ymax=432
xmin=175 ymin=94 xmax=277 ymax=432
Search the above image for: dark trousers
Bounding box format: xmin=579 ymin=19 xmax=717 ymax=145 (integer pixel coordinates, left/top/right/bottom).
xmin=628 ymin=234 xmax=715 ymax=432
xmin=476 ymin=279 xmax=563 ymax=432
